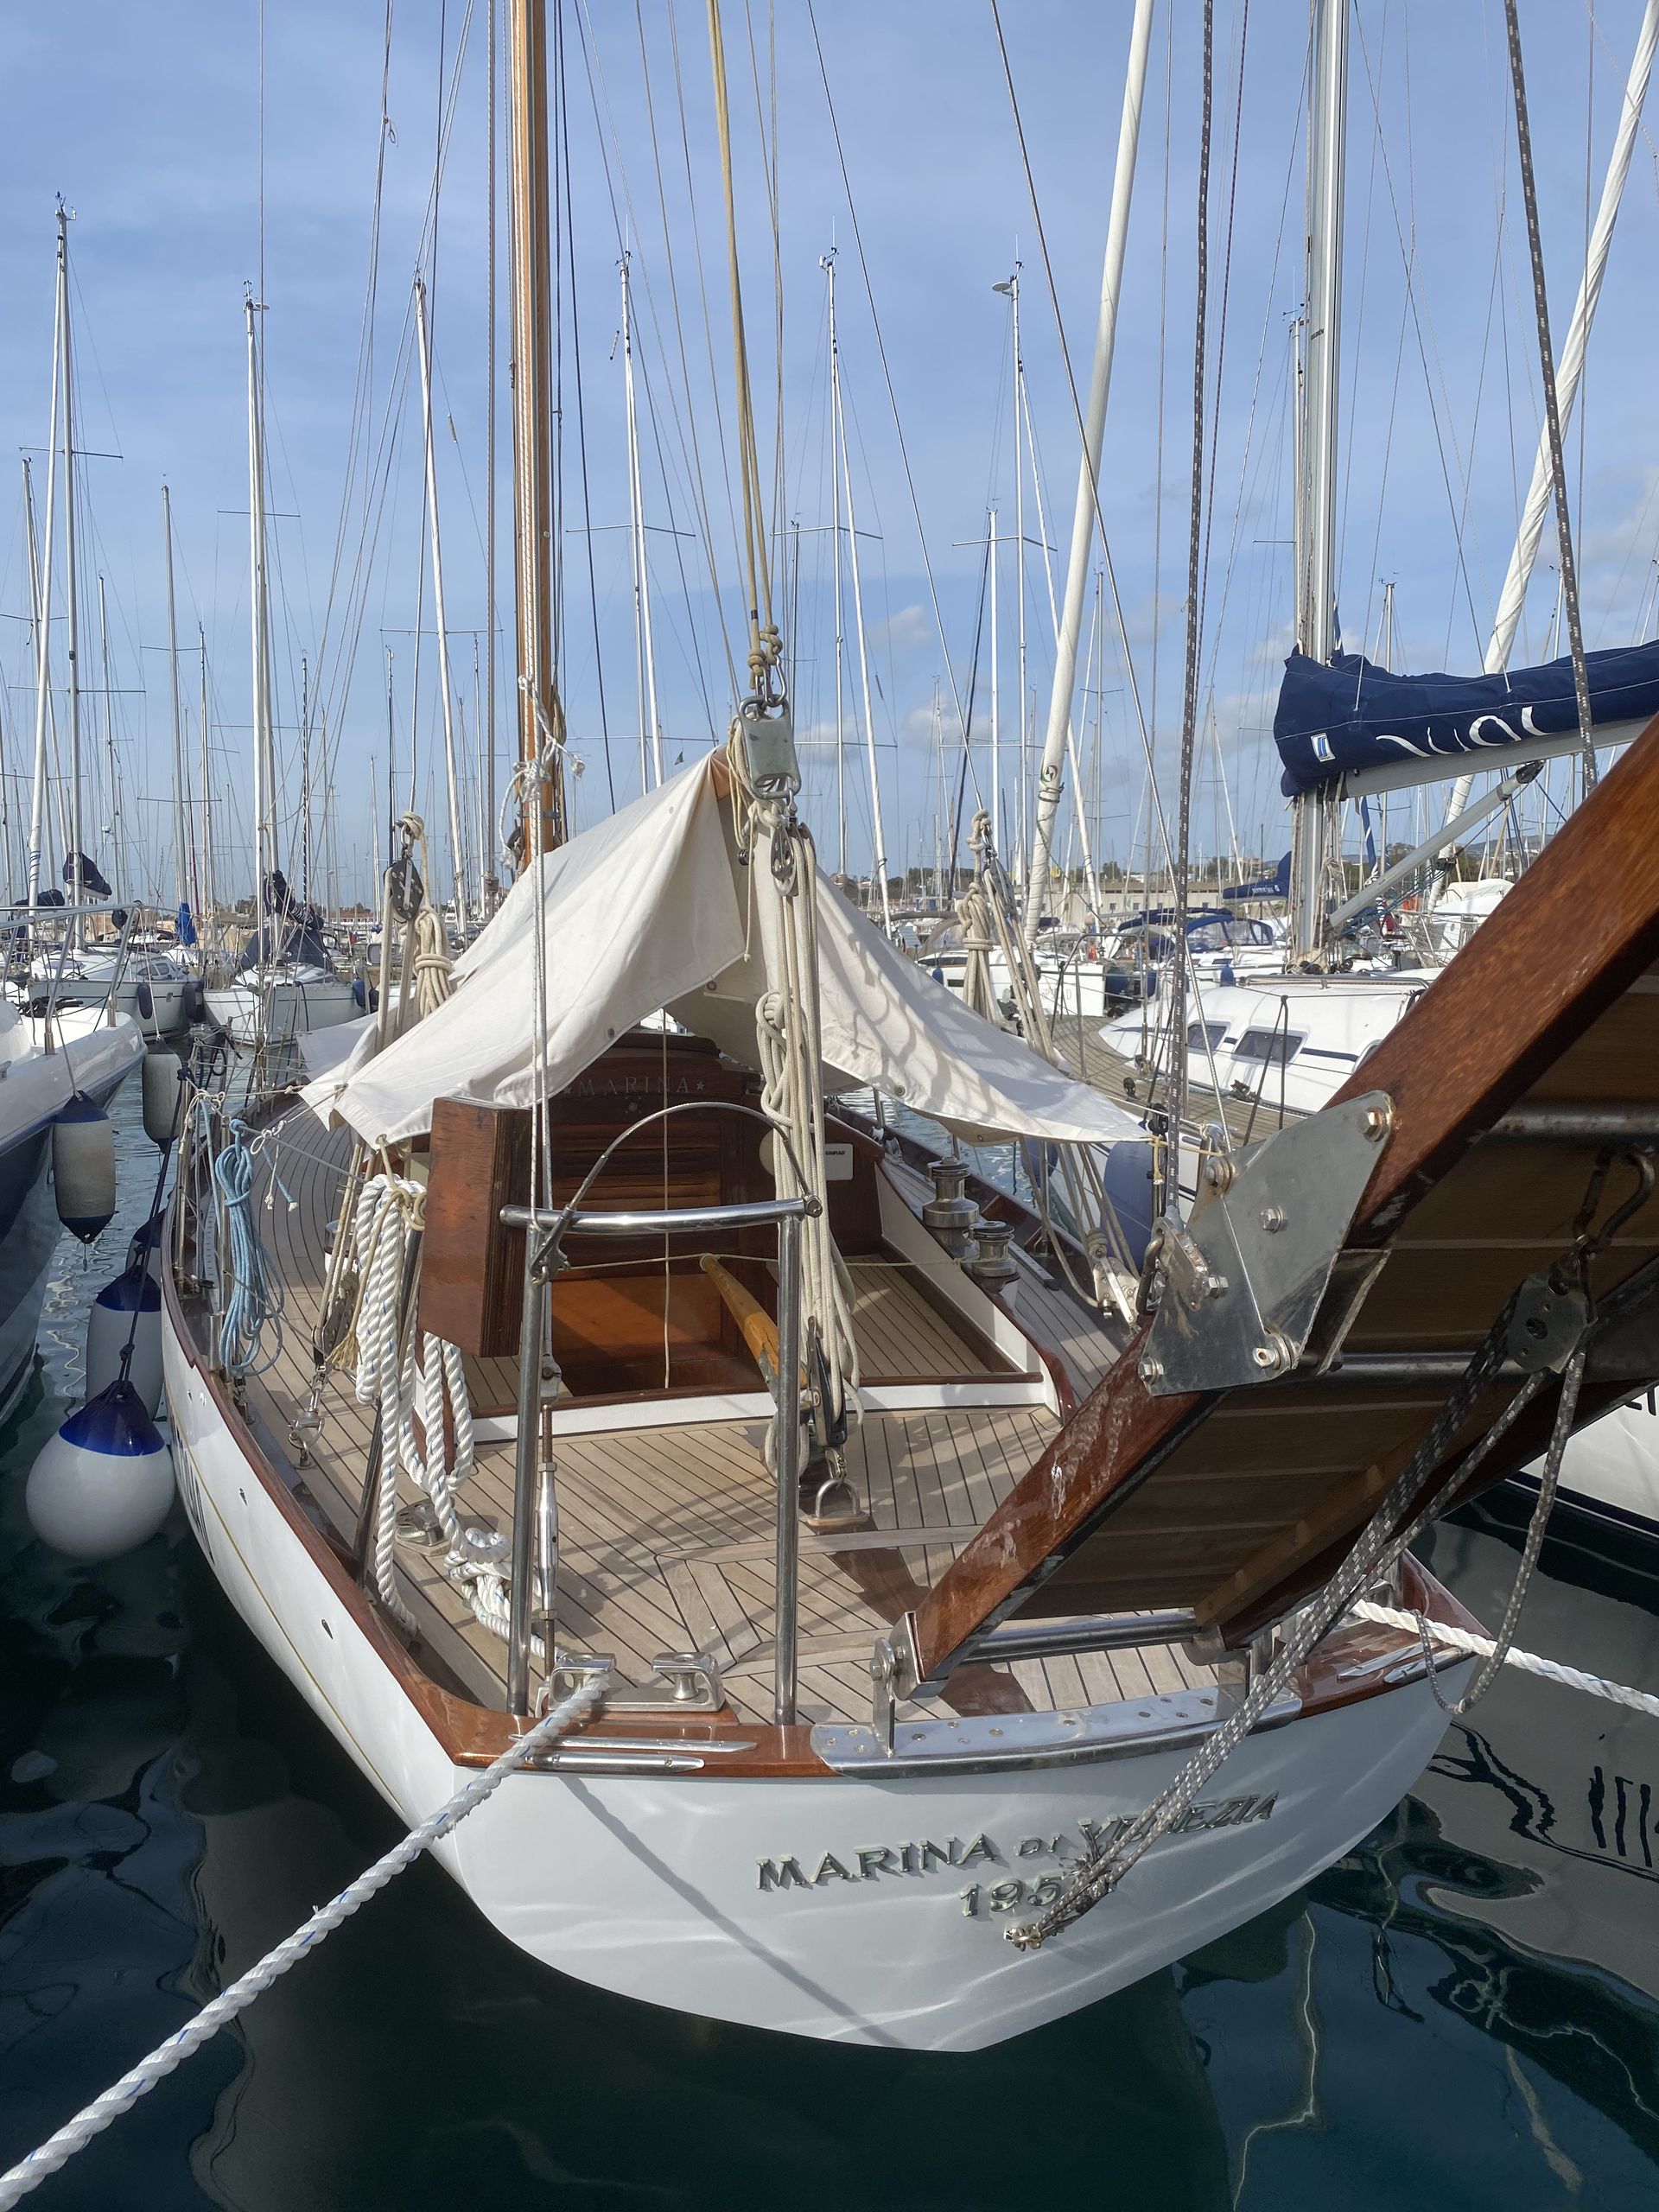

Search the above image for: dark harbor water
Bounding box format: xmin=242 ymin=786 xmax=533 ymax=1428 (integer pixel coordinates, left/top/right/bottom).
xmin=0 ymin=1083 xmax=1656 ymax=2209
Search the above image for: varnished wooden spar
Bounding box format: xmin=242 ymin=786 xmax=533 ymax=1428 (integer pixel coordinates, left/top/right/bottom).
xmin=911 ymin=711 xmax=1659 ymax=1686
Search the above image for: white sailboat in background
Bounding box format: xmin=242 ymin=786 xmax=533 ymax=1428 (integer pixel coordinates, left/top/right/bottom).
xmin=206 ymin=296 xmax=356 ymax=1049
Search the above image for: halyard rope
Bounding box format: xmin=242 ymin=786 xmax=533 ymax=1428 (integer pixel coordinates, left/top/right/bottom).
xmin=0 ymin=1679 xmax=605 ymax=2209
xmin=213 ymin=1121 xmax=283 ymax=1380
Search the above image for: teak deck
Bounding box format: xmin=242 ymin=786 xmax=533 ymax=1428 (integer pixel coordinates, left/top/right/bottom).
xmin=231 ymin=1108 xmax=1204 ymax=1726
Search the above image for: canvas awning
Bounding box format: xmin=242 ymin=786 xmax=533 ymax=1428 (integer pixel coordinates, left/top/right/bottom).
xmin=304 ymin=753 xmax=1141 ymax=1150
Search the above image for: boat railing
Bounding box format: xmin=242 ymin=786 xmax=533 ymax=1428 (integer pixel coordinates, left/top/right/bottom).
xmin=500 ymin=1190 xmax=815 ymax=1726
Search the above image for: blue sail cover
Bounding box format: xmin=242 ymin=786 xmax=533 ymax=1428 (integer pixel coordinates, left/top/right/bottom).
xmin=176 ymin=901 xmax=197 ymax=948
xmin=1273 ymin=640 xmax=1659 ymax=796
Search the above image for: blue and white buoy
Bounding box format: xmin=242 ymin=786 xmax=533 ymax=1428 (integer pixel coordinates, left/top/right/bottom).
xmin=24 ymin=1381 xmax=175 ymax=1560
xmin=53 ymin=1095 xmax=117 ymax=1244
xmin=86 ymin=1262 xmax=163 ymax=1414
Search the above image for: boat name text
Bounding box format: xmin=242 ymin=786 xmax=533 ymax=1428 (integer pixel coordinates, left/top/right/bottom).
xmin=755 ymin=1793 xmax=1276 ymax=1894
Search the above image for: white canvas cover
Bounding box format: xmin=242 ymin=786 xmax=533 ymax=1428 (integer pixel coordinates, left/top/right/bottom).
xmin=666 ymin=872 xmax=1141 ymax=1147
xmin=306 ymin=752 xmax=1140 ymax=1149
xmin=304 ymin=757 xmax=745 ymax=1145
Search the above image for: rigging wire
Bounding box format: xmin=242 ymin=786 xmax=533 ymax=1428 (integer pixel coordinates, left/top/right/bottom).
xmin=1502 ymin=0 xmax=1598 ymax=790
xmin=1165 ymin=0 xmax=1216 ymax=1205
xmin=706 ymin=0 xmax=780 ymax=696
xmin=804 ymin=0 xmax=985 ymax=810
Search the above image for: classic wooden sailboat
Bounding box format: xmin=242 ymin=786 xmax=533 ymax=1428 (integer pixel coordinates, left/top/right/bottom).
xmin=162 ymin=696 xmax=1659 ymax=2048
xmin=160 ymin=2 xmax=1659 ymax=2052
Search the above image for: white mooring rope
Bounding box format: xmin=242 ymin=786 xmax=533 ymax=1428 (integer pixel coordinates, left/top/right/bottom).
xmin=1353 ymin=1600 xmax=1659 ymax=1721
xmin=0 ymin=1678 xmax=604 ymax=2209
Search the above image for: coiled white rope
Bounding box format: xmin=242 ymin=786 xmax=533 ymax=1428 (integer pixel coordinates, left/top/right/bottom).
xmin=1352 ymin=1600 xmax=1659 ymax=1720
xmin=0 ymin=1677 xmax=606 ymax=2209
xmin=351 ymin=1173 xmax=480 ymax=1630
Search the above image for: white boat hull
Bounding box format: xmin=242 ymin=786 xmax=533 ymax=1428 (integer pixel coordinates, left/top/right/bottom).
xmin=164 ymin=1301 xmax=1470 ymax=2050
xmin=205 ymin=974 xmax=359 ymax=1047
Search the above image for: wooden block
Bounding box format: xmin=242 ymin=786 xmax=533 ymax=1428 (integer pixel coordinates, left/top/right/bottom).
xmin=418 ymin=1097 xmax=531 ymax=1357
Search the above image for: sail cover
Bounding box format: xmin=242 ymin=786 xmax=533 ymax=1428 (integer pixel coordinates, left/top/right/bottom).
xmin=305 ymin=754 xmax=1140 ymax=1151
xmin=1274 ymin=640 xmax=1659 ymax=796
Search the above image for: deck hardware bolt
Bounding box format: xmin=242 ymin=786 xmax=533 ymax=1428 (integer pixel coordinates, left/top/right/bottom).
xmin=1140 ymin=1356 xmax=1164 ymax=1384
xmin=1363 ymin=1105 xmax=1390 ymax=1141
xmin=1251 ymin=1344 xmax=1276 ymax=1369
xmin=1202 ymin=1272 xmax=1228 ymax=1300
xmin=1260 ymin=1205 xmax=1287 ymax=1233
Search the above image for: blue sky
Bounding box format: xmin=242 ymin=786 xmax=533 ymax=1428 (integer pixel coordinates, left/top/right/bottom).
xmin=0 ymin=1 xmax=1655 ymax=910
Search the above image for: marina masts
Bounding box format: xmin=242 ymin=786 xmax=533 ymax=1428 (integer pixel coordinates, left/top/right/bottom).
xmin=620 ymin=251 xmax=663 ymax=794
xmin=23 ymin=442 xmax=57 ymax=913
xmin=57 ymin=202 xmax=86 ymax=931
xmin=1022 ymin=0 xmax=1154 ymax=931
xmin=162 ymin=485 xmax=190 ymax=929
xmin=415 ymin=270 xmax=472 ymax=935
xmin=245 ymin=292 xmax=279 ymax=956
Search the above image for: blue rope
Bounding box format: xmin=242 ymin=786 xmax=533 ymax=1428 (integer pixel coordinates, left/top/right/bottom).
xmin=213 ymin=1121 xmax=283 ymax=1380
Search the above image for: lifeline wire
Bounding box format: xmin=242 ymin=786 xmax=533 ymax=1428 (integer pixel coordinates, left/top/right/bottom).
xmin=0 ymin=1679 xmax=606 ymax=2210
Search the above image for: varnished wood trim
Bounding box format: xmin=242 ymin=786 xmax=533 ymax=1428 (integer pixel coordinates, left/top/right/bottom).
xmin=909 ymin=713 xmax=1659 ymax=1675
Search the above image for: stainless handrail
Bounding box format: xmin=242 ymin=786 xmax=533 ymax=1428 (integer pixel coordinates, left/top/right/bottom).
xmin=501 ymin=1195 xmax=815 ymax=1237
xmin=959 ymin=1608 xmax=1197 ymax=1668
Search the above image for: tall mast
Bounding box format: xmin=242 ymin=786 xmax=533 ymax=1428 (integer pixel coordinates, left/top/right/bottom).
xmin=823 ymin=251 xmax=846 ymax=874
xmin=1289 ymin=0 xmax=1348 ymax=959
xmin=507 ymin=0 xmax=564 ymax=863
xmin=620 ymin=251 xmax=663 ymax=792
xmin=97 ymin=574 xmax=122 ymax=899
xmin=58 ymin=203 xmax=86 ymax=931
xmin=299 ymin=656 xmax=313 ymax=903
xmin=1022 ymin=0 xmax=1154 ymax=927
xmin=1020 ymin=371 xmax=1104 ymax=923
xmin=245 ymin=291 xmax=276 ymax=952
xmin=199 ymin=626 xmax=216 ymax=944
xmin=988 ymin=505 xmax=1000 ymax=851
xmin=162 ymin=485 xmax=190 ymax=927
xmin=485 ymin=0 xmax=499 ymax=903
xmin=1002 ymin=267 xmax=1027 ymax=880
xmin=23 ymin=440 xmax=56 ymax=912
xmin=415 ymin=270 xmax=471 ymax=935
xmin=831 ymin=301 xmax=893 ymax=932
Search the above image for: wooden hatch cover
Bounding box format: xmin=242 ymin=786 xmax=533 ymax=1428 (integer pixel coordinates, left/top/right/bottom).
xmin=907 ymin=714 xmax=1659 ymax=1692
